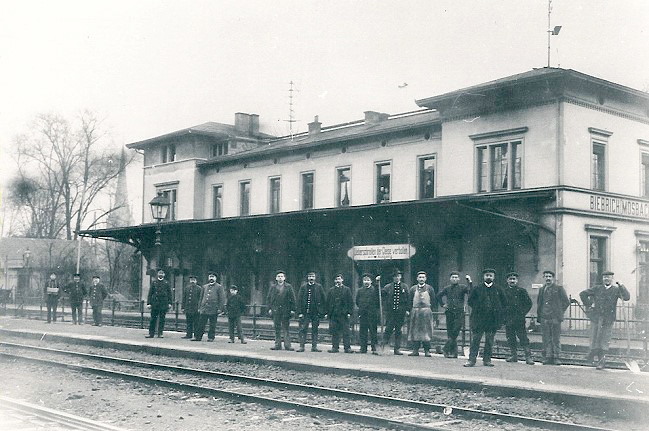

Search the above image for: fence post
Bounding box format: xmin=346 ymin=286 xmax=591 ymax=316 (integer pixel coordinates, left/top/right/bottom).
xmin=140 ymin=300 xmax=145 ymax=329
xmin=252 ymin=304 xmax=257 ymax=338
xmin=111 ymin=299 xmax=116 ymax=326
xmin=175 ymin=302 xmax=179 ymax=331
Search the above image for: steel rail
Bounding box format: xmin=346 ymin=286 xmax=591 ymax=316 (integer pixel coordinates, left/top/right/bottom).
xmin=0 ymin=342 xmax=621 ymax=431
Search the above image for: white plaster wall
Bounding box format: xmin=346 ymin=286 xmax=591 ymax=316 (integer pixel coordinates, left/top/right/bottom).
xmin=142 ymin=159 xmax=199 ymax=223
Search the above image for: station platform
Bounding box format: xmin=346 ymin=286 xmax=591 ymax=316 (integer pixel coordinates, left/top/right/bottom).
xmin=1 ymin=315 xmax=649 ymax=407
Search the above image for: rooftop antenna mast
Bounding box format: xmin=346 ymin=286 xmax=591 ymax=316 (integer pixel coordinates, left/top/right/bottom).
xmin=547 ymin=0 xmax=562 ymax=67
xmin=284 ymin=81 xmax=298 ymax=140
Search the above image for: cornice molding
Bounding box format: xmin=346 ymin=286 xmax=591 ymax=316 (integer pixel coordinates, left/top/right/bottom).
xmin=588 ymin=127 xmax=613 ymax=138
xmin=469 ymin=127 xmax=529 ymax=141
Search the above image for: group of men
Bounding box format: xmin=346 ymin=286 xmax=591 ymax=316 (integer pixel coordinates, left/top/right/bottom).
xmin=43 ymin=272 xmax=108 ymax=325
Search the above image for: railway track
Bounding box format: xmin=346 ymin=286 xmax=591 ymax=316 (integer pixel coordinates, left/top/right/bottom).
xmin=0 ymin=341 xmax=629 ymax=431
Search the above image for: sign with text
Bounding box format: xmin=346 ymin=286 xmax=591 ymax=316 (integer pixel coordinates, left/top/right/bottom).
xmin=347 ymin=244 xmax=416 ymax=261
xmin=589 ymin=194 xmax=649 ymax=220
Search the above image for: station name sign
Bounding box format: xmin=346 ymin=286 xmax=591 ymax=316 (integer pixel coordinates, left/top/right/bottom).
xmin=590 ymin=194 xmax=649 ymax=219
xmin=347 ymin=244 xmax=416 ymax=261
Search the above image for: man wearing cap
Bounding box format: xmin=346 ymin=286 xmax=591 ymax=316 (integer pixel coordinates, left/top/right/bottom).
xmin=407 ymin=271 xmax=437 ymax=357
xmin=267 ymin=270 xmax=296 ymax=350
xmin=181 ymin=275 xmax=202 ymax=339
xmin=65 ymin=272 xmax=87 ymax=325
xmin=226 ymin=285 xmax=247 ymax=344
xmin=579 ymin=271 xmax=630 ymax=370
xmin=88 ymin=275 xmax=108 ymax=326
xmin=356 ymin=273 xmax=380 ymax=354
xmin=296 ymin=271 xmax=326 ymax=352
xmin=44 ymin=272 xmax=61 ymax=323
xmin=326 ymin=273 xmax=353 ymax=353
xmin=437 ymin=271 xmax=471 ymax=358
xmin=381 ymin=268 xmax=409 ymax=355
xmin=464 ymin=268 xmax=506 ymax=367
xmin=146 ymin=269 xmax=173 ymax=338
xmin=537 ymin=270 xmax=570 ymax=365
xmin=502 ymin=272 xmax=534 ymax=365
xmin=193 ymin=270 xmax=226 ymax=342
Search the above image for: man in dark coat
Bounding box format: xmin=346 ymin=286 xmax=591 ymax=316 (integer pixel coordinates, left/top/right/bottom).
xmin=146 ymin=269 xmax=173 ymax=338
xmin=181 ymin=275 xmax=202 ymax=339
xmin=226 ymin=285 xmax=247 ymax=344
xmin=464 ymin=268 xmax=506 ymax=367
xmin=296 ymin=270 xmax=326 ymax=352
xmin=537 ymin=270 xmax=570 ymax=365
xmin=436 ymin=271 xmax=470 ymax=358
xmin=193 ymin=270 xmax=226 ymax=342
xmin=326 ymin=273 xmax=354 ymax=353
xmin=356 ymin=273 xmax=380 ymax=355
xmin=44 ymin=272 xmax=61 ymax=323
xmin=88 ymin=275 xmax=108 ymax=326
xmin=502 ymin=272 xmax=534 ymax=365
xmin=267 ymin=270 xmax=296 ymax=351
xmin=579 ymin=270 xmax=630 ymax=370
xmin=65 ymin=272 xmax=86 ymax=325
xmin=381 ymin=269 xmax=409 ymax=355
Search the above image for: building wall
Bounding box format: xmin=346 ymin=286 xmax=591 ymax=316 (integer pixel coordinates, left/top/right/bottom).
xmin=143 ymin=159 xmax=200 ymax=223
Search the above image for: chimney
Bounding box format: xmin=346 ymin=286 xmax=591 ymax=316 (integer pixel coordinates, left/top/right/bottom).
xmin=249 ymin=114 xmax=259 ymax=135
xmin=308 ymin=115 xmax=321 ymax=135
xmin=364 ymin=111 xmax=389 ymax=124
xmin=234 ymin=113 xmax=251 ymax=134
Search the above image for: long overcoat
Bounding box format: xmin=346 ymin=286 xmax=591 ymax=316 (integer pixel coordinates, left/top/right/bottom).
xmin=467 ymin=283 xmax=505 ymax=332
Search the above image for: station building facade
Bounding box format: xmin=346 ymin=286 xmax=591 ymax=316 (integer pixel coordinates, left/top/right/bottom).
xmin=84 ymin=68 xmax=649 ymax=314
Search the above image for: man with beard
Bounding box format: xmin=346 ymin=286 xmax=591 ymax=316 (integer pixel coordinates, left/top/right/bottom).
xmin=296 ymin=270 xmax=326 ymax=352
xmin=181 ymin=275 xmax=202 ymax=339
xmin=464 ymin=269 xmax=506 ymax=367
xmin=193 ymin=270 xmax=226 ymax=342
xmin=146 ymin=268 xmax=172 ymax=338
xmin=356 ymin=273 xmax=380 ymax=355
xmin=437 ymin=271 xmax=471 ymax=358
xmin=326 ymin=273 xmax=353 ymax=353
xmin=267 ymin=270 xmax=296 ymax=351
xmin=537 ymin=270 xmax=569 ymax=365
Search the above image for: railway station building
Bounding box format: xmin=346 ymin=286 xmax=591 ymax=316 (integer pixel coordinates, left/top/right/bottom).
xmin=82 ymin=68 xmax=649 ymax=314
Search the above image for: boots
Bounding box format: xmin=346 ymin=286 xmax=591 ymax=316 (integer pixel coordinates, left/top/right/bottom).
xmin=506 ymin=347 xmax=518 ymax=362
xmin=524 ymin=348 xmax=534 ymax=365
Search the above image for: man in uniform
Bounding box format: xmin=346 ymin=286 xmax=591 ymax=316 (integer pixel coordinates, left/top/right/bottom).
xmin=356 ymin=273 xmax=380 ymax=355
xmin=381 ymin=268 xmax=409 ymax=355
xmin=579 ymin=270 xmax=630 ymax=370
xmin=296 ymin=270 xmax=326 ymax=352
xmin=502 ymin=271 xmax=534 ymax=365
xmin=193 ymin=270 xmax=226 ymax=342
xmin=65 ymin=272 xmax=87 ymax=325
xmin=88 ymin=275 xmax=108 ymax=326
xmin=267 ymin=270 xmax=296 ymax=351
xmin=146 ymin=268 xmax=172 ymax=338
xmin=464 ymin=268 xmax=506 ymax=367
xmin=326 ymin=273 xmax=353 ymax=353
xmin=537 ymin=270 xmax=570 ymax=365
xmin=437 ymin=271 xmax=471 ymax=358
xmin=44 ymin=272 xmax=60 ymax=323
xmin=407 ymin=271 xmax=436 ymax=357
xmin=181 ymin=274 xmax=202 ymax=339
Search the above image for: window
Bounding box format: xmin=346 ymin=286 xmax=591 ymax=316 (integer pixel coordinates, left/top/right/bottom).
xmin=642 ymin=153 xmax=649 ymax=197
xmin=211 ymin=142 xmax=228 ymax=157
xmin=589 ymin=236 xmax=607 ymax=286
xmin=269 ymin=177 xmax=281 ymax=213
xmin=301 ymin=172 xmax=314 ymax=209
xmin=159 ymin=189 xmax=177 ymax=221
xmin=476 ymin=140 xmax=522 ymax=192
xmin=336 ymin=167 xmax=351 ymax=207
xmin=376 ymin=162 xmax=391 ymax=203
xmin=637 ymin=238 xmax=649 ymax=306
xmin=240 ymin=181 xmax=250 ymax=216
xmin=212 ymin=185 xmax=223 ymax=218
xmin=592 ymin=143 xmax=606 ymax=191
xmin=418 ymin=156 xmax=436 ymax=199
xmin=161 ymin=144 xmax=176 ymax=163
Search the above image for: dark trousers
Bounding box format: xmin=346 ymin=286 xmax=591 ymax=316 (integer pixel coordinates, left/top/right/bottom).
xmin=443 ymin=309 xmax=464 ymax=356
xmin=329 ymin=316 xmax=350 ymax=351
xmin=195 ymin=313 xmax=218 ymax=340
xmin=358 ymin=314 xmax=378 ymax=352
xmin=46 ymin=296 xmax=59 ymax=322
xmin=541 ymin=319 xmax=562 ymax=358
xmin=412 ymin=341 xmax=431 ymax=352
xmin=383 ymin=311 xmax=406 ymax=350
xmin=92 ymin=306 xmax=104 ymax=325
xmin=185 ymin=312 xmax=199 ymax=338
xmin=272 ymin=315 xmax=292 ymax=348
xmin=148 ymin=307 xmax=167 ymax=336
xmin=469 ymin=329 xmax=496 ymax=363
xmin=505 ymin=321 xmax=530 ymax=350
xmin=71 ymin=302 xmax=83 ymax=324
xmin=298 ymin=314 xmax=320 ymax=347
xmin=228 ymin=315 xmax=244 ymax=341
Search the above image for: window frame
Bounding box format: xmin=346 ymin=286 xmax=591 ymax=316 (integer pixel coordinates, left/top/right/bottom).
xmin=301 ymin=171 xmax=315 ymax=210
xmin=474 ymin=139 xmax=523 ymax=193
xmin=211 ymin=142 xmax=228 ymax=158
xmin=156 ymin=188 xmax=178 ymax=221
xmin=269 ymin=176 xmax=281 ymax=214
xmin=591 ymin=141 xmax=607 ymax=191
xmin=336 ymin=166 xmax=351 ymax=207
xmin=585 ymin=224 xmax=615 ymax=286
xmin=239 ymin=180 xmax=251 ymax=216
xmin=212 ymin=184 xmax=223 ymax=219
xmin=641 ymin=150 xmax=649 ymax=198
xmin=375 ymin=161 xmax=392 ymax=203
xmin=417 ymin=154 xmax=436 ymax=199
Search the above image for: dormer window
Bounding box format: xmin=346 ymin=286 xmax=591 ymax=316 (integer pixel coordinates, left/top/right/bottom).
xmin=161 ymin=144 xmax=176 ymax=163
xmin=211 ymin=142 xmax=228 ymax=157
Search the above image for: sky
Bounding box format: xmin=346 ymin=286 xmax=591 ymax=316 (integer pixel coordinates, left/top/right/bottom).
xmin=1 ymin=0 xmax=648 ymax=225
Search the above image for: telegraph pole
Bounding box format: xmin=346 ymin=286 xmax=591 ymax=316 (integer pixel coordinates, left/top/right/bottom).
xmin=547 ymin=0 xmax=562 ymax=67
xmin=284 ymin=81 xmax=298 ymax=140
